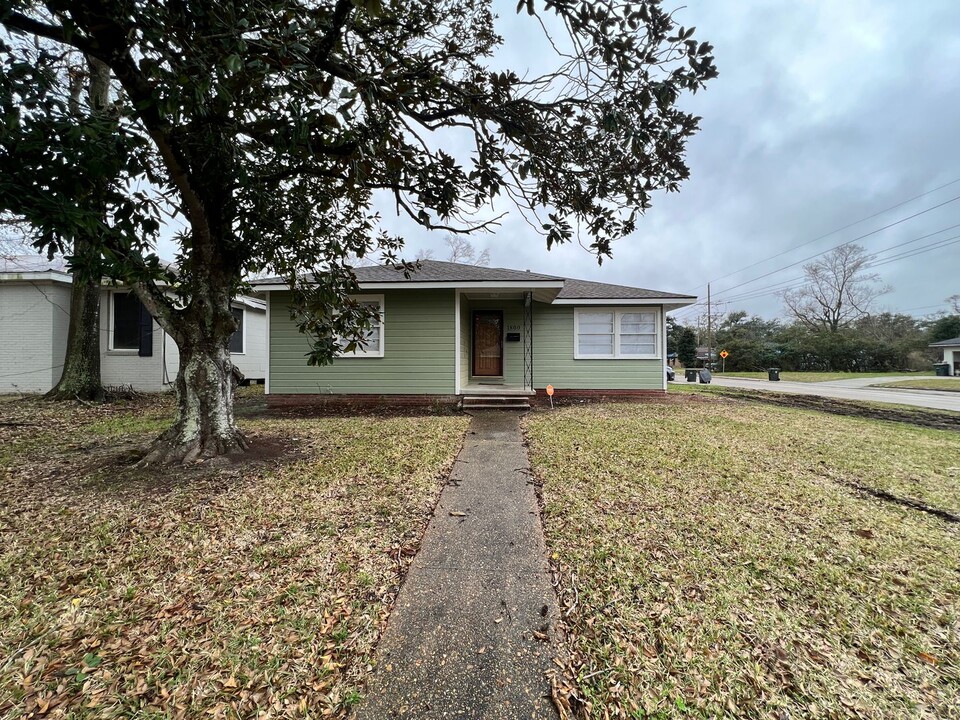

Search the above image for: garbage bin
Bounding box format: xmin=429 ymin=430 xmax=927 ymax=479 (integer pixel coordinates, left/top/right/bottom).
xmin=685 ymin=368 xmax=698 ymax=382
xmin=935 ymin=363 xmax=950 ymax=377
xmin=768 ymin=368 xmax=781 ymax=381
xmin=699 ymin=368 xmax=712 ymax=384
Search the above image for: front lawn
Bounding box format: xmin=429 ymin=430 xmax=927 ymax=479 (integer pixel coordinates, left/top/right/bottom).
xmin=0 ymin=394 xmax=469 ymax=718
xmin=874 ymin=378 xmax=960 ymax=393
xmin=526 ymin=401 xmax=960 ymax=718
xmin=709 ymin=371 xmax=934 ymax=383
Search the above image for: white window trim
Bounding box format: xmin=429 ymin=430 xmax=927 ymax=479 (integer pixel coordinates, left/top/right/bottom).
xmin=339 ymin=294 xmax=385 ymax=358
xmin=108 ymin=290 xmax=140 ymax=353
xmin=573 ymin=307 xmax=661 ymax=360
xmin=229 ymin=305 xmax=246 ymax=355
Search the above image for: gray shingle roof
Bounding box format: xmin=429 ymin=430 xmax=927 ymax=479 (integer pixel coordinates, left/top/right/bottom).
xmin=930 ymin=336 xmax=960 ymax=347
xmin=253 ymin=259 xmax=694 ymax=301
xmin=351 ymin=260 xmax=562 ymax=283
xmin=556 ymin=277 xmax=694 ymax=301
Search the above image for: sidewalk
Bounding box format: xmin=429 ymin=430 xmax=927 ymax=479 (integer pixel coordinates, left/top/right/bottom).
xmin=355 ymin=411 xmax=560 ymax=719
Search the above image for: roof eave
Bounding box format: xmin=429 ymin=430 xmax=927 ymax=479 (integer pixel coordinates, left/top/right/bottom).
xmin=552 ymin=297 xmax=697 ymax=307
xmin=254 ymin=279 xmax=567 ymax=292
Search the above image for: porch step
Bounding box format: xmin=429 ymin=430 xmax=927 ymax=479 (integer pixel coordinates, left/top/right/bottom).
xmin=461 ymin=395 xmax=531 ymax=410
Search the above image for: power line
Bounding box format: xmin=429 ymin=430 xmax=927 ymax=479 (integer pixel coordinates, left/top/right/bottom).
xmin=685 ymin=176 xmax=960 ymax=295
xmin=703 ymin=213 xmax=960 ymax=303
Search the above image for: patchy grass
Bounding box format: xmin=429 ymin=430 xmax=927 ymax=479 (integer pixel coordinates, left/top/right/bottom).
xmin=710 ymin=371 xmax=934 ymax=383
xmin=875 ymin=378 xmax=960 ymax=393
xmin=0 ymin=393 xmax=469 ymax=718
xmin=526 ymin=400 xmax=960 ymax=719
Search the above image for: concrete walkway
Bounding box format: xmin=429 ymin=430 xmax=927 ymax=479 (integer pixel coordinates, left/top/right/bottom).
xmin=696 ymin=375 xmax=960 ymax=412
xmin=355 ymin=412 xmax=559 ymax=720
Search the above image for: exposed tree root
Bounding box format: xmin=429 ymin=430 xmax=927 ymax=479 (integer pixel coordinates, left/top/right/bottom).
xmin=138 ymin=430 xmax=250 ymax=466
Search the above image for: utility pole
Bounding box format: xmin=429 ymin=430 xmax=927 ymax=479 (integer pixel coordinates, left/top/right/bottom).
xmin=706 ymin=283 xmax=712 ymax=370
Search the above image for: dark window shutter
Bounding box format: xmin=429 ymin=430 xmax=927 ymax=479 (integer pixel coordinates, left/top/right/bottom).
xmin=138 ymin=301 xmax=153 ymax=357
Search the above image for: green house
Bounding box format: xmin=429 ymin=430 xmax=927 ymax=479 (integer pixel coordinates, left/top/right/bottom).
xmin=254 ymin=260 xmax=695 ymax=406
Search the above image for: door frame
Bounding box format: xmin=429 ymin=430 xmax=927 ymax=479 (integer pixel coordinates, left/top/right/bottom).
xmin=471 ymin=310 xmax=504 ymax=377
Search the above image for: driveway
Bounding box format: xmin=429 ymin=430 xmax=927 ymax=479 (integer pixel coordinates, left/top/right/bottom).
xmin=687 ymin=375 xmax=960 ymax=413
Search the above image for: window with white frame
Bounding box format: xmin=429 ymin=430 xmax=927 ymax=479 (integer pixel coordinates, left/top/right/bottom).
xmin=574 ymin=308 xmax=659 ymax=359
xmin=338 ymin=296 xmax=384 ymax=358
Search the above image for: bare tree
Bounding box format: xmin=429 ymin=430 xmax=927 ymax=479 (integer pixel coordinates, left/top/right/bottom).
xmin=0 ymin=217 xmax=30 ymax=261
xmin=947 ymin=294 xmax=960 ymax=314
xmin=417 ymin=236 xmax=489 ymax=265
xmin=781 ymin=244 xmax=890 ymax=332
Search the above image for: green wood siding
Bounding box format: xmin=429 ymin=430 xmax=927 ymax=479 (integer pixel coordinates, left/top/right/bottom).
xmin=532 ymin=303 xmax=664 ymax=390
xmin=269 ymin=289 xmax=456 ymax=394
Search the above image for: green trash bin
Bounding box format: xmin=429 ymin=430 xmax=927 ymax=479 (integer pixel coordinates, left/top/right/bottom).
xmin=685 ymin=368 xmax=698 ymax=382
xmin=935 ymin=363 xmax=950 ymax=377
xmin=768 ymin=368 xmax=781 ymax=381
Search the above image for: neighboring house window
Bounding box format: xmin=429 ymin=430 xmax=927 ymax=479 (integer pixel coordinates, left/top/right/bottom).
xmin=229 ymin=307 xmax=244 ymax=354
xmin=339 ymin=296 xmax=384 ymax=358
xmin=574 ymin=308 xmax=659 ymax=359
xmin=111 ymin=291 xmax=153 ymax=357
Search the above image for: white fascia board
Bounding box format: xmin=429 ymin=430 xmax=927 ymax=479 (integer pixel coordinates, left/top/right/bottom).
xmin=251 ymin=280 xmax=566 ymax=292
xmin=359 ymin=280 xmax=566 ymax=290
xmin=232 ymin=295 xmax=267 ymax=311
xmin=0 ymin=271 xmax=73 ymax=284
xmin=553 ymin=297 xmax=697 ymax=307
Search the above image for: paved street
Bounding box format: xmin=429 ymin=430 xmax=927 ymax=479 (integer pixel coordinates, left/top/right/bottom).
xmin=680 ymin=375 xmax=960 ymax=413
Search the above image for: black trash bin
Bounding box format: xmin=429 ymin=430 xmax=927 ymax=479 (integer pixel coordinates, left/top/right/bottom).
xmin=768 ymin=368 xmax=781 ymax=381
xmin=935 ymin=363 xmax=950 ymax=377
xmin=698 ymin=368 xmax=712 ymax=384
xmin=685 ymin=368 xmax=698 ymax=383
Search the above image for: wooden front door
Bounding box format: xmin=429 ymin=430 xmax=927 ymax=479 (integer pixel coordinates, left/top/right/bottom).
xmin=472 ymin=311 xmax=503 ymax=377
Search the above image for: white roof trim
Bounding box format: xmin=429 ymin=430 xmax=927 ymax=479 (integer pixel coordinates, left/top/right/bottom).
xmin=255 ymin=279 xmax=566 ymax=292
xmin=553 ymin=297 xmax=696 ymax=307
xmin=232 ymin=295 xmax=267 ymax=311
xmin=0 ymin=270 xmax=72 ymax=284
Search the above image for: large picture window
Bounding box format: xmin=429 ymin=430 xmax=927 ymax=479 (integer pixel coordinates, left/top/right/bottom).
xmin=574 ymin=308 xmax=659 ymax=359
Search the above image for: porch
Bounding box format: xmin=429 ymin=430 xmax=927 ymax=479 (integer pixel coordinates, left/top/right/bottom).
xmin=456 ymin=288 xmax=548 ymax=396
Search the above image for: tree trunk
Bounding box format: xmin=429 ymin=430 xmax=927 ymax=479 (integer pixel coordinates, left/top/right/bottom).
xmin=45 ymin=249 xmax=104 ymax=401
xmin=138 ymin=279 xmax=248 ymax=465
xmin=46 ymin=56 xmax=111 ymax=402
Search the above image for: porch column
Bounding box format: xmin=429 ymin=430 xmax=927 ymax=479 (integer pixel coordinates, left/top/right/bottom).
xmin=523 ymin=291 xmax=533 ymax=391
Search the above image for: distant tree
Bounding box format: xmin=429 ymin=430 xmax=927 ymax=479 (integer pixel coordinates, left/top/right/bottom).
xmin=0 ymin=217 xmax=29 ymax=259
xmin=947 ymin=294 xmax=960 ymax=314
xmin=781 ymin=244 xmax=890 ymax=332
xmin=929 ymin=315 xmax=960 ymax=343
xmin=2 ymin=0 xmax=716 ymax=463
xmin=714 ymin=311 xmax=781 ymax=370
xmin=417 ymin=236 xmax=490 ymax=266
xmin=666 ymin=316 xmax=697 ymax=367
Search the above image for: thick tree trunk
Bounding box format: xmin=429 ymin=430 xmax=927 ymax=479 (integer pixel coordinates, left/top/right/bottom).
xmin=46 ymin=57 xmax=112 ymax=402
xmin=45 ymin=256 xmax=103 ymax=401
xmin=138 ymin=278 xmax=248 ymax=465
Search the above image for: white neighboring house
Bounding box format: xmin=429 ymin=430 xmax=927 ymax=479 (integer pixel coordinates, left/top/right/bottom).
xmin=0 ymin=259 xmax=266 ymax=393
xmin=930 ymin=336 xmax=960 ymax=376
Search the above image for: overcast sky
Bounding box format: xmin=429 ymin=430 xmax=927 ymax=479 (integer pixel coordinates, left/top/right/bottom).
xmin=372 ymin=0 xmax=960 ymax=323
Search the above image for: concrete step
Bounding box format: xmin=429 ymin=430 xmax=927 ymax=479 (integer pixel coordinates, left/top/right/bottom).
xmin=461 ymin=396 xmax=531 ymax=410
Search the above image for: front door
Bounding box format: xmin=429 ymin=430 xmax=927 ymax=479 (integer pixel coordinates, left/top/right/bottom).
xmin=472 ymin=311 xmax=503 ymax=377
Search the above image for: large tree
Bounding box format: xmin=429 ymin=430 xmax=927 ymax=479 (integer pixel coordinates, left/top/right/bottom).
xmin=46 ymin=56 xmax=111 ymax=401
xmin=1 ymin=0 xmax=716 ymax=462
xmin=781 ymin=243 xmax=889 ymax=333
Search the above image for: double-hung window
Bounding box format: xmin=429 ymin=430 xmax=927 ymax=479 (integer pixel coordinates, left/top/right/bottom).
xmin=339 ymin=295 xmax=384 ymax=358
xmin=574 ymin=308 xmax=659 ymax=359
